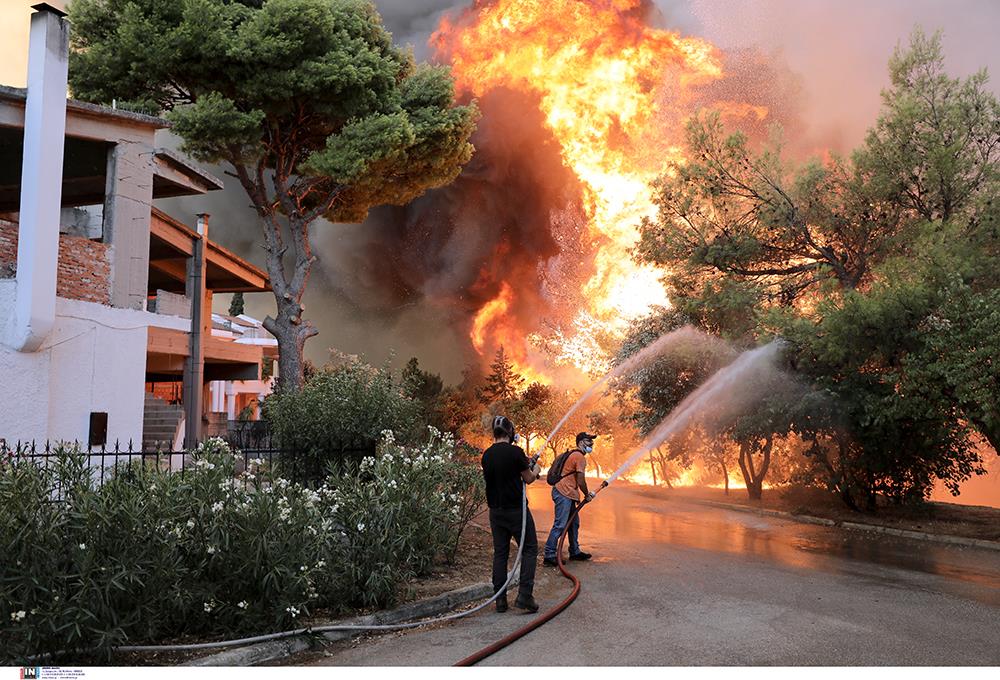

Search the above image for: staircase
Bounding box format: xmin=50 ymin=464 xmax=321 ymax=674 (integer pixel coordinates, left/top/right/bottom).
xmin=143 ymin=392 xmax=183 ymax=451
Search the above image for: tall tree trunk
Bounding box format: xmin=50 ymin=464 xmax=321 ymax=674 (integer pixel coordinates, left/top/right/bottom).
xmin=738 ymin=439 xmax=768 ymax=501
xmin=720 ymin=460 xmax=729 ymax=496
xmin=649 ymin=457 xmax=657 ymax=486
xmin=265 ymin=294 xmax=316 ymax=393
xmin=232 ymin=163 xmax=321 ymax=394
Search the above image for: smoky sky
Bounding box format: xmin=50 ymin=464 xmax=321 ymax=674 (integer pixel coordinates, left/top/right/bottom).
xmin=155 ymin=0 xmax=1000 ymax=383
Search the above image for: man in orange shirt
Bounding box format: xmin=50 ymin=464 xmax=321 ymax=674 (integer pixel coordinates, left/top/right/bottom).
xmin=542 ymin=432 xmax=596 ymax=566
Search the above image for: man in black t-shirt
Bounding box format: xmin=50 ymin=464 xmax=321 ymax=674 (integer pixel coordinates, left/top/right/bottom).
xmin=481 ymin=415 xmax=542 ymax=613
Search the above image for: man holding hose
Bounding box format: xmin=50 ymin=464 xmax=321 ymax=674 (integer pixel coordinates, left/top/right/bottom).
xmin=481 ymin=415 xmax=542 ymax=613
xmin=543 ymin=432 xmax=597 ymax=566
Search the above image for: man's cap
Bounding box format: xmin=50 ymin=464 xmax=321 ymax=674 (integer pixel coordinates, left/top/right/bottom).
xmin=575 ymin=432 xmax=598 ymax=444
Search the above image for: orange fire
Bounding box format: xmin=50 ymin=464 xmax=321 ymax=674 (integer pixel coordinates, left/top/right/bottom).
xmin=437 ymin=0 xmax=727 ymax=375
xmin=472 ymin=282 xmax=553 ymax=384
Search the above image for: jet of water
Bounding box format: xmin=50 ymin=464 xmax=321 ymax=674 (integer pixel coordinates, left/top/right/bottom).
xmin=604 ymin=341 xmax=785 ymax=485
xmin=540 ymin=326 xmax=727 ymax=455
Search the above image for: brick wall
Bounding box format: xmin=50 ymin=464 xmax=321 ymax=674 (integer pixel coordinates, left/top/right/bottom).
xmin=0 ymin=220 xmax=111 ymax=305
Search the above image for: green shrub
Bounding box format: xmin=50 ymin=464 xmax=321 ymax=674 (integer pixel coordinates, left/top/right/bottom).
xmin=264 ymin=358 xmax=422 ymax=467
xmin=0 ymin=434 xmax=482 ymax=662
xmin=328 ymin=428 xmax=485 ymax=607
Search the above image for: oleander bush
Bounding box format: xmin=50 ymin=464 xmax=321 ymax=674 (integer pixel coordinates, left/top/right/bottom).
xmin=264 ymin=357 xmax=423 ymax=462
xmin=0 ymin=432 xmax=483 ymax=662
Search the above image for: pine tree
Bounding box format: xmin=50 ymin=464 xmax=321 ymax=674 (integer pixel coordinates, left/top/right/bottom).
xmin=229 ymin=292 xmax=245 ymax=317
xmin=69 ymin=0 xmax=478 ymax=392
xmin=479 ymin=346 xmax=525 ymax=407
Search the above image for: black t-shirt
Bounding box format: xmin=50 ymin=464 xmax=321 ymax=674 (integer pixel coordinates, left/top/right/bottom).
xmin=481 ymin=442 xmax=530 ymax=510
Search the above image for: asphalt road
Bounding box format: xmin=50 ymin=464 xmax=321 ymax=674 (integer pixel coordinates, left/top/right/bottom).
xmin=301 ymin=482 xmax=1000 ymax=666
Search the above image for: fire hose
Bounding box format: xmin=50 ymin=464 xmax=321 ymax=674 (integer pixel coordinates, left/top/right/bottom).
xmin=454 ymin=478 xmax=609 ymax=667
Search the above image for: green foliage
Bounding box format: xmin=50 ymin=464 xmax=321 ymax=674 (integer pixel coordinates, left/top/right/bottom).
xmin=401 ymin=357 xmax=445 ymax=429
xmin=68 ymin=0 xmax=478 ymax=224
xmin=770 ymin=263 xmax=987 ymax=507
xmin=0 ymin=436 xmax=483 ymax=661
xmin=328 ymin=429 xmax=485 ymax=592
xmin=228 ymin=292 xmax=245 ymax=317
xmin=264 ymin=356 xmax=422 ymax=457
xmin=631 ymin=29 xmax=1000 ymax=509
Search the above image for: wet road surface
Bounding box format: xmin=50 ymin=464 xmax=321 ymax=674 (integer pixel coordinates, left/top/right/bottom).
xmin=300 ymin=482 xmax=1000 ymax=665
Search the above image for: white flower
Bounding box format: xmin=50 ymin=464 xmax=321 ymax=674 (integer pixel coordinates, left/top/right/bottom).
xmin=203 ymin=601 xmax=215 ymax=613
xmin=78 ymin=543 xmax=86 ymax=550
xmin=186 ymin=518 xmax=196 ymax=529
xmin=237 ymin=600 xmax=249 ymax=609
xmin=315 ymin=560 xmax=326 ymax=568
xmin=279 ymin=508 xmax=291 ymax=521
xmin=285 ymin=606 xmax=300 ymax=617
xmin=207 ymin=545 xmax=217 ymax=555
xmin=357 ymin=522 xmax=366 ymax=532
xmin=10 ymin=610 xmax=26 ymax=621
xmin=149 ymin=484 xmax=156 ymax=491
xmin=211 ymin=501 xmax=224 ymax=512
xmin=299 ymin=565 xmax=307 ymax=572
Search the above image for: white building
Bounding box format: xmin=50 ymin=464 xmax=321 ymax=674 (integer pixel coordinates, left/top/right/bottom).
xmin=0 ymin=5 xmax=273 ymax=450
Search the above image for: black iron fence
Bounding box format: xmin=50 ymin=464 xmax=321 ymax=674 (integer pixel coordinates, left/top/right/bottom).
xmin=0 ymin=437 xmax=376 ymax=489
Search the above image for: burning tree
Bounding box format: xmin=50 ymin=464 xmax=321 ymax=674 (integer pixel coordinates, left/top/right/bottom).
xmin=68 ymin=0 xmax=478 ymax=391
xmin=638 ymin=30 xmax=999 ymax=508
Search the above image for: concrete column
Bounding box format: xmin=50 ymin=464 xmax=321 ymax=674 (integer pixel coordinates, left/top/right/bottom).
xmin=6 ymin=5 xmax=69 ymax=353
xmin=226 ymin=383 xmax=236 ymax=420
xmin=104 ymin=140 xmax=155 ymax=310
xmin=182 ymin=214 xmax=208 ymax=448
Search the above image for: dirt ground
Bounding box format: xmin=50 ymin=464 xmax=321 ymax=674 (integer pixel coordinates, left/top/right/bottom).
xmin=632 ymin=482 xmax=1000 ymax=542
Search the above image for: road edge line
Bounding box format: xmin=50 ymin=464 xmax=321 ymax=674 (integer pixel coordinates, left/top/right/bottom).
xmin=679 ymin=497 xmax=1000 ymax=552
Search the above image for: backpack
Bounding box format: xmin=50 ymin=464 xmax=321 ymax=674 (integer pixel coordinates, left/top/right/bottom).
xmin=546 ymin=450 xmax=578 ymax=486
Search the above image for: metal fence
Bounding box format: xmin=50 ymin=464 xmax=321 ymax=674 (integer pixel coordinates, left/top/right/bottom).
xmin=0 ymin=437 xmax=376 ymax=490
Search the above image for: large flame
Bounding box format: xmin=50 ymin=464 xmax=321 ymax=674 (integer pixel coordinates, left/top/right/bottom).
xmin=437 ymin=0 xmax=725 ymax=375
xmin=472 ymin=282 xmax=553 ymax=384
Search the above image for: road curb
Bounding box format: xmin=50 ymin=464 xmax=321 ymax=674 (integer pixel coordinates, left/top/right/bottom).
xmin=681 ymin=497 xmax=1000 ymax=552
xmin=185 ymin=582 xmax=494 ymax=666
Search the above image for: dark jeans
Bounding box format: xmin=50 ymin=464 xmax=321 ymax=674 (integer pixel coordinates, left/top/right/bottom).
xmin=544 ymin=488 xmax=581 ymax=560
xmin=488 ymin=506 xmax=538 ymax=600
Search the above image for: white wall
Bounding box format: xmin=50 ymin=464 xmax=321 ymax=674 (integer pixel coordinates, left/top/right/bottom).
xmin=0 ymin=285 xmax=188 ymax=447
